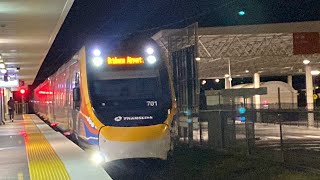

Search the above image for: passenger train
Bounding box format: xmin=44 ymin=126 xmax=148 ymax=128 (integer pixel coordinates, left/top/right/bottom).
xmin=33 ymin=37 xmax=176 ymax=163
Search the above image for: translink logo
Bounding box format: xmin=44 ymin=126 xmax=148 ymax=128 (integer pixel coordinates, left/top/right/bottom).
xmin=114 ymin=116 xmax=123 ymax=122
xmin=114 ymin=116 xmax=153 ymax=122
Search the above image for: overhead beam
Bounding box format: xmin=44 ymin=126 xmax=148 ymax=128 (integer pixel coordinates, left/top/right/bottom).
xmin=198 ymin=21 xmax=320 ymax=35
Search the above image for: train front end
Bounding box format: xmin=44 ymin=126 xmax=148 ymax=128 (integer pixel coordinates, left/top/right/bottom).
xmin=83 ymin=38 xmax=175 ymax=162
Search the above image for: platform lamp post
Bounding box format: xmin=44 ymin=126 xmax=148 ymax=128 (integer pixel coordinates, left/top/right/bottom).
xmin=20 ymin=88 xmax=26 ymax=114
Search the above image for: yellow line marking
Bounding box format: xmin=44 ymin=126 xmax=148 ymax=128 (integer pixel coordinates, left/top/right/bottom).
xmin=23 ymin=115 xmax=70 ymax=180
xmin=18 ymin=172 xmax=23 ymax=180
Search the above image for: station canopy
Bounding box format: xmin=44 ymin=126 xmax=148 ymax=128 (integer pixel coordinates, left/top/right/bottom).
xmin=0 ymin=0 xmax=73 ymax=85
xmin=153 ymin=21 xmax=320 ymax=79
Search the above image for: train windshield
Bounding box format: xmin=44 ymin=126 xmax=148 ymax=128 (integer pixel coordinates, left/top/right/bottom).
xmin=92 ymin=77 xmax=160 ymax=100
xmin=87 ymin=65 xmax=172 ymax=126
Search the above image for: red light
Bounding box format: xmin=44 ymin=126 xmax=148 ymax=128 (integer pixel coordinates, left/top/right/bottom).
xmin=20 ymin=89 xmax=26 ymax=94
xmin=19 ymin=130 xmax=27 ymax=138
xmin=63 ymin=132 xmax=71 ymax=136
xmin=50 ymin=122 xmax=59 ymax=127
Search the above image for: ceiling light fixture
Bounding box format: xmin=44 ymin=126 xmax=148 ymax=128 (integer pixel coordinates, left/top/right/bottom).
xmin=0 ymin=69 xmax=7 ymax=73
xmin=303 ymin=59 xmax=310 ymax=65
xmin=311 ymin=70 xmax=320 ymax=76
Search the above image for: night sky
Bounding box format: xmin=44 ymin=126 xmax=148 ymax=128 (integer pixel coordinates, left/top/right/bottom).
xmin=32 ymin=0 xmax=320 ymax=87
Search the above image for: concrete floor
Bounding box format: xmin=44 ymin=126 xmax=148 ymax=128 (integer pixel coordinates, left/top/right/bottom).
xmin=0 ymin=116 xmax=30 ymax=180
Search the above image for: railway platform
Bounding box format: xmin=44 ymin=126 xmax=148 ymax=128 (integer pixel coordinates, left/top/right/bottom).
xmin=0 ymin=114 xmax=111 ymax=180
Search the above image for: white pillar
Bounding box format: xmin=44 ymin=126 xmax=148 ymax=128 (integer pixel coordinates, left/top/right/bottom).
xmin=254 ymin=73 xmax=261 ymax=122
xmin=305 ymin=65 xmax=314 ymax=127
xmin=225 ymin=77 xmax=231 ymax=89
xmin=287 ymin=75 xmax=293 ymax=87
xmin=288 ymin=75 xmax=293 ymax=108
xmin=253 ymin=73 xmax=260 ymax=109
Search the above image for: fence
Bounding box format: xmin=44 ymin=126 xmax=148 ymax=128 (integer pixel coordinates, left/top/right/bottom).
xmin=253 ymin=110 xmax=320 ymax=169
xmin=173 ymin=106 xmax=320 ymax=170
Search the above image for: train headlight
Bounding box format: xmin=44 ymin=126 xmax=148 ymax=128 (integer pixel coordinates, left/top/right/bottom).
xmin=147 ymin=55 xmax=157 ymax=64
xmin=146 ymin=47 xmax=154 ymax=55
xmin=92 ymin=56 xmax=103 ymax=67
xmin=91 ymin=151 xmax=105 ymax=165
xmin=93 ymin=49 xmax=101 ymax=56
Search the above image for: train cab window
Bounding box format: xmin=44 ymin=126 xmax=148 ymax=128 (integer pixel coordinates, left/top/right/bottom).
xmin=92 ymin=78 xmax=159 ymax=100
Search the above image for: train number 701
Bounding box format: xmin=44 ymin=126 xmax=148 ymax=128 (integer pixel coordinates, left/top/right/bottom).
xmin=146 ymin=101 xmax=158 ymax=106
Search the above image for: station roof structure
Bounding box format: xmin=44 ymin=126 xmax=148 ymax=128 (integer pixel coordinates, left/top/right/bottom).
xmin=153 ymin=21 xmax=320 ymax=79
xmin=0 ymin=0 xmax=74 ymax=85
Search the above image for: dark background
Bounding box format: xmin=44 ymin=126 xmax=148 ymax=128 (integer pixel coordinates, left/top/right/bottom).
xmin=33 ymin=0 xmax=320 ymax=87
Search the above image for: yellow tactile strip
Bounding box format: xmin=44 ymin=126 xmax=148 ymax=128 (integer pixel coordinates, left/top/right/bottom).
xmin=23 ymin=115 xmax=70 ymax=180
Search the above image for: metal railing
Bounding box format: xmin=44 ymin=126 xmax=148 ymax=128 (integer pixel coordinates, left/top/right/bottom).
xmin=252 ymin=112 xmax=320 ymax=170
xmin=172 ymin=107 xmax=320 ymax=171
xmin=15 ymin=103 xmax=28 ymax=115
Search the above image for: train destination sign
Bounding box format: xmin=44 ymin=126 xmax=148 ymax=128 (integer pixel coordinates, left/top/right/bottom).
xmin=107 ymin=56 xmax=144 ymax=65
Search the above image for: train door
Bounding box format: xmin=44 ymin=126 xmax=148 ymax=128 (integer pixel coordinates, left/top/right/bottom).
xmin=72 ymin=71 xmax=80 ymax=133
xmin=65 ymin=66 xmax=71 ymax=130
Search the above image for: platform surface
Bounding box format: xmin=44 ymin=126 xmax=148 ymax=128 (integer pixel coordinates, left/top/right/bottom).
xmin=0 ymin=114 xmax=112 ymax=180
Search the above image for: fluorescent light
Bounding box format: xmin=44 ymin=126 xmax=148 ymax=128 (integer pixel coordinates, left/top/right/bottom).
xmin=311 ymin=70 xmax=320 ymax=76
xmin=303 ymin=59 xmax=310 ymax=65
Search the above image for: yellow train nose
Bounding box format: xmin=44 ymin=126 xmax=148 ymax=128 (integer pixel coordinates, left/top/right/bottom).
xmin=99 ymin=124 xmax=169 ymax=142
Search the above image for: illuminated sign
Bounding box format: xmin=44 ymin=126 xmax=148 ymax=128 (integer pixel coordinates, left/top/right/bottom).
xmin=107 ymin=56 xmax=144 ymax=65
xmin=38 ymin=91 xmax=53 ymax=95
xmin=0 ymin=80 xmax=19 ymax=88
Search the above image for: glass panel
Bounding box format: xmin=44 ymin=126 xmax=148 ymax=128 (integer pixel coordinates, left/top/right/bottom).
xmin=92 ymin=78 xmax=159 ymax=100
